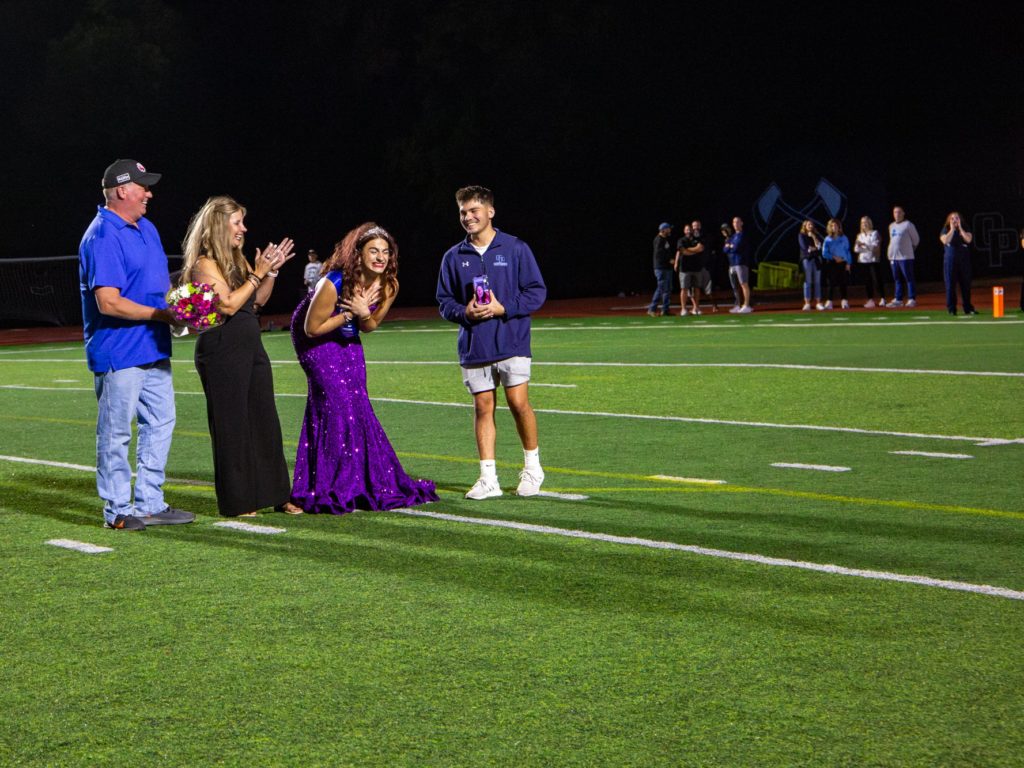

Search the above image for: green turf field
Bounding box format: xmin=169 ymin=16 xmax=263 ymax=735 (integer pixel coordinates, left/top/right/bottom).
xmin=1 ymin=310 xmax=1022 ymax=766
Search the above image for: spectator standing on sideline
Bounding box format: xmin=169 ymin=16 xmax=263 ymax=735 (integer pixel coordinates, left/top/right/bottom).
xmin=887 ymin=206 xmax=920 ymax=307
xmin=798 ymin=220 xmax=824 ymax=311
xmin=724 ymin=216 xmax=753 ymax=313
xmin=674 ymin=223 xmax=704 ymax=315
xmin=648 ymin=222 xmax=674 ymax=316
xmin=822 ymin=218 xmax=853 ymax=309
xmin=436 ymin=186 xmax=547 ymax=499
xmin=940 ymin=211 xmax=976 ymax=315
xmin=303 ymin=249 xmax=322 ymax=292
xmin=78 ymin=159 xmax=195 ymax=531
xmin=854 ymin=216 xmax=885 ymax=307
xmin=690 ymin=220 xmax=713 ymax=311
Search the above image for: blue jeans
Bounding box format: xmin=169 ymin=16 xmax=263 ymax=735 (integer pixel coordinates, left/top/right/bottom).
xmin=648 ymin=268 xmax=673 ymax=313
xmin=890 ymin=259 xmax=916 ymax=301
xmin=94 ymin=359 xmax=175 ymax=523
xmin=802 ymin=258 xmax=821 ymax=302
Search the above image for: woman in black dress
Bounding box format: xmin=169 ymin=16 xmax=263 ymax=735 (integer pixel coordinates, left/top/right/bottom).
xmin=181 ymin=195 xmax=302 ymax=516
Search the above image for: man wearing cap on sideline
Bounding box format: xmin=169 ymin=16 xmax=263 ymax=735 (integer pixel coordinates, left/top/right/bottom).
xmin=648 ymin=222 xmax=674 ymax=316
xmin=78 ymin=159 xmax=195 ymax=530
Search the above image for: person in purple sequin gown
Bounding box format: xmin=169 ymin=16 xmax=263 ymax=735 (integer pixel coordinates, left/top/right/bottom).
xmin=289 ymin=222 xmax=438 ymax=514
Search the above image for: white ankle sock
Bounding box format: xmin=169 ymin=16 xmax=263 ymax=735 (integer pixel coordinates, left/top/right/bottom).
xmin=480 ymin=460 xmax=497 ymax=481
xmin=523 ymin=448 xmax=541 ymax=470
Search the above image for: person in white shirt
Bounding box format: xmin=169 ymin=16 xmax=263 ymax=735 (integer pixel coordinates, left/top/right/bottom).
xmin=854 ymin=216 xmax=885 ymax=308
xmin=887 ymin=206 xmax=920 ymax=307
xmin=303 ymin=249 xmax=322 ymax=292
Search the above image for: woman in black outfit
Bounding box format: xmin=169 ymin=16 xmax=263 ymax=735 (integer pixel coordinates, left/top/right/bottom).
xmin=181 ymin=195 xmax=302 ymax=517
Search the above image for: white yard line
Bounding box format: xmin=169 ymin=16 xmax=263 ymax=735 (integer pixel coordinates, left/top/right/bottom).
xmin=10 ymin=454 xmax=1024 ymax=599
xmin=389 ymin=508 xmax=1024 ymax=602
xmin=535 ymin=491 xmax=590 ymax=501
xmin=4 ymin=358 xmax=1022 ymax=378
xmin=0 ymin=455 xmax=213 ymax=487
xmin=0 ymin=346 xmax=82 ymax=355
xmin=46 ymin=539 xmax=113 ymax=554
xmin=484 ymin=402 xmax=1018 ymax=445
xmin=772 ymin=462 xmax=852 ymax=472
xmin=1 ymin=454 xmax=96 ymax=472
xmin=1 ymin=389 xmax=1020 ymax=445
xmin=890 ymin=450 xmax=974 ymax=460
xmin=364 ymin=319 xmax=1023 ymax=333
xmin=212 ymin=521 xmax=286 ymax=534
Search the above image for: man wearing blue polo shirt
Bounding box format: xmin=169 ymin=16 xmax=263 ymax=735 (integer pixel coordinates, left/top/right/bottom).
xmin=78 ymin=159 xmax=194 ymax=530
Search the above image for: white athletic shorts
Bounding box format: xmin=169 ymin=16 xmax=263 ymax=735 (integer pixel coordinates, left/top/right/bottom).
xmin=462 ymin=356 xmax=532 ymax=394
xmin=729 ymin=265 xmax=750 ymax=284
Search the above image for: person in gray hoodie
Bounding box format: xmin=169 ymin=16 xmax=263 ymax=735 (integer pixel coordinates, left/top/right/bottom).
xmin=887 ymin=206 xmax=920 ymax=307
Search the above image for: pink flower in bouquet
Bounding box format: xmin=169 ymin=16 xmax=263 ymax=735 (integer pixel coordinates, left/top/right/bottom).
xmin=166 ymin=282 xmax=223 ymax=333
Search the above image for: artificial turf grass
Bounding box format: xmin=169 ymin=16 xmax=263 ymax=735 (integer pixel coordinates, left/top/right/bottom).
xmin=3 ymin=312 xmax=1024 ymax=766
xmin=3 ymin=502 xmax=1024 ymax=767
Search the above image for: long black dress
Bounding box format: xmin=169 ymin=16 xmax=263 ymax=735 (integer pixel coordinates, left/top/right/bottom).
xmin=195 ymin=294 xmax=291 ymax=516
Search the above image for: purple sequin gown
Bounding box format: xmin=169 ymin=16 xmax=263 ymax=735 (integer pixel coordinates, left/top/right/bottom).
xmin=289 ymin=280 xmax=438 ymax=514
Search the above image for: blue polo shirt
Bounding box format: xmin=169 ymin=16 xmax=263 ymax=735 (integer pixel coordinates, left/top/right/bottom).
xmin=79 ymin=206 xmax=172 ymax=373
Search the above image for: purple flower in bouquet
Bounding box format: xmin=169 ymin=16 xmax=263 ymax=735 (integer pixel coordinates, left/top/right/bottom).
xmin=166 ymin=282 xmax=223 ymax=334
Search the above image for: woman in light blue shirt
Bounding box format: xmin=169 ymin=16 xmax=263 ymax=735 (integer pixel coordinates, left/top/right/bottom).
xmin=822 ymin=218 xmax=853 ymax=309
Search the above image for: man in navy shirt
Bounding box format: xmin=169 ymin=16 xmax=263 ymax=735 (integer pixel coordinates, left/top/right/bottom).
xmin=79 ymin=159 xmax=194 ymax=530
xmin=436 ymin=186 xmax=547 ymax=499
xmin=724 ymin=216 xmax=753 ymax=313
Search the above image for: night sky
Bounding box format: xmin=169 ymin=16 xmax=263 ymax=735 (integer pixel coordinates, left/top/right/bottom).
xmin=2 ymin=1 xmax=1022 ymax=311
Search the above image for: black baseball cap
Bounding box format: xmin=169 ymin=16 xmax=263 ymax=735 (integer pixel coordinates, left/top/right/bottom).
xmin=102 ymin=159 xmax=162 ymax=189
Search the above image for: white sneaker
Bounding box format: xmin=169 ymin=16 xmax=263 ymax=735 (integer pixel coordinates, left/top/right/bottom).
xmin=878 ymin=298 xmax=886 ymax=307
xmin=465 ymin=477 xmax=502 ymax=499
xmin=823 ymin=300 xmax=833 ymax=310
xmin=679 ymin=309 xmax=688 ymax=317
xmin=692 ymin=308 xmax=701 ymax=315
xmin=889 ymin=299 xmax=903 ymax=307
xmin=815 ymin=302 xmax=825 ymax=311
xmin=802 ymin=302 xmax=812 ymax=311
xmin=515 ymin=468 xmax=545 ymax=496
xmin=840 ymin=299 xmax=849 ymax=310
xmin=728 ymin=306 xmax=740 ymax=313
xmin=863 ymin=299 xmax=876 ymax=308
xmin=737 ymin=305 xmax=753 ymax=314
xmin=906 ymin=299 xmax=917 ymax=307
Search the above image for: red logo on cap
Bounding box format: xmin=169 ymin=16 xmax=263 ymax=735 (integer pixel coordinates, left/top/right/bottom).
xmin=136 ymin=163 xmax=146 ymax=172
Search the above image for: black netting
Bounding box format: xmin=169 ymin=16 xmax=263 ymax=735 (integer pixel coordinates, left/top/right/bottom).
xmin=0 ymin=256 xmax=182 ymax=327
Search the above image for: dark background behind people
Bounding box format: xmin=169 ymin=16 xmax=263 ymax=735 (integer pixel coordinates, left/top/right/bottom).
xmin=2 ymin=2 xmax=1022 ymax=311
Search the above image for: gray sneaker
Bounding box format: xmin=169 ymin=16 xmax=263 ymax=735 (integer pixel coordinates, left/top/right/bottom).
xmin=141 ymin=507 xmax=196 ymax=526
xmin=105 ymin=514 xmax=146 ymax=531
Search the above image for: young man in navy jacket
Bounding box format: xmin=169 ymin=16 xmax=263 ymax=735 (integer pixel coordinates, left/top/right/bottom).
xmin=436 ymin=186 xmax=547 ymax=499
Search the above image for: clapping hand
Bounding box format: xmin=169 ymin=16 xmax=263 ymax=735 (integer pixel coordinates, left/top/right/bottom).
xmin=255 ymin=237 xmax=297 ymax=277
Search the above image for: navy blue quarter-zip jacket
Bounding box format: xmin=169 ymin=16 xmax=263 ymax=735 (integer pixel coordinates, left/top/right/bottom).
xmin=436 ymin=229 xmax=547 ymax=366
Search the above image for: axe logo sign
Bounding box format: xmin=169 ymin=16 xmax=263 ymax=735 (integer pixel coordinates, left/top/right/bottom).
xmin=751 ymin=178 xmax=848 ymax=263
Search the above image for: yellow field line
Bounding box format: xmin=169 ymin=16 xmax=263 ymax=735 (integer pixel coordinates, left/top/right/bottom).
xmin=398 ymin=451 xmax=1024 ymax=521
xmin=2 ymin=424 xmax=1019 ymax=522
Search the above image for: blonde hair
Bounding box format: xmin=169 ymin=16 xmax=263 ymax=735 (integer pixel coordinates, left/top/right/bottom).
xmin=826 ymin=218 xmax=843 ymax=237
xmin=799 ymin=220 xmax=817 ymax=236
xmin=860 ymin=216 xmax=874 ymax=233
xmin=182 ymin=196 xmax=250 ymax=289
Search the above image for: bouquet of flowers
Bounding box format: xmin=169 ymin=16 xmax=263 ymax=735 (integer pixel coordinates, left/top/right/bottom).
xmin=166 ymin=282 xmax=222 ymax=336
